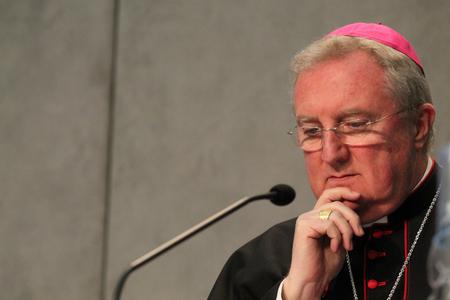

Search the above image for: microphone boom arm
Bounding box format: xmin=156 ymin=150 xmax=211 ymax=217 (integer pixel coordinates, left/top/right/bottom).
xmin=114 ymin=192 xmax=275 ymax=300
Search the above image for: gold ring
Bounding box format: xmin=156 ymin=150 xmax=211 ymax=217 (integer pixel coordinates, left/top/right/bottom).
xmin=319 ymin=209 xmax=333 ymax=220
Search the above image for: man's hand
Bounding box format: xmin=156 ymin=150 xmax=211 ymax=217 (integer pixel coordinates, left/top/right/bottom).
xmin=282 ymin=187 xmax=365 ymax=300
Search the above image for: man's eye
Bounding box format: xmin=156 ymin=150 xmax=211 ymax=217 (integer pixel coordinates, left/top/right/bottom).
xmin=301 ymin=127 xmax=322 ymax=137
xmin=342 ymin=120 xmax=369 ymax=131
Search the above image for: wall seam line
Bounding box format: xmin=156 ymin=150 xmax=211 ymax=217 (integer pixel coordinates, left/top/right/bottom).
xmin=100 ymin=0 xmax=122 ymax=299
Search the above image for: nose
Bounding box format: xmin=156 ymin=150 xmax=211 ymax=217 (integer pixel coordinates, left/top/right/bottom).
xmin=320 ymin=130 xmax=351 ymax=167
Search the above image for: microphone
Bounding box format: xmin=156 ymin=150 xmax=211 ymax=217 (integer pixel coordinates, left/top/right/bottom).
xmin=114 ymin=184 xmax=296 ymax=300
xmin=269 ymin=184 xmax=297 ymax=206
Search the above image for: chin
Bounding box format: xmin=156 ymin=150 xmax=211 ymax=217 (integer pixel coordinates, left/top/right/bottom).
xmin=341 ymin=200 xmax=360 ymax=211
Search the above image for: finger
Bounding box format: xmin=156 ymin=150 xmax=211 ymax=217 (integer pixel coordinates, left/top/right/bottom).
xmin=314 ymin=201 xmax=364 ymax=236
xmin=325 ymin=220 xmax=342 ymax=253
xmin=314 ymin=187 xmax=360 ymax=207
xmin=325 ymin=202 xmax=364 ymax=236
xmin=328 ymin=210 xmax=354 ymax=250
xmin=300 ymin=216 xmax=342 ymax=247
xmin=303 ymin=218 xmax=343 ymax=252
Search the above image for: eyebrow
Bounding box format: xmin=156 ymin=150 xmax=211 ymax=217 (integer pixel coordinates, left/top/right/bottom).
xmin=296 ymin=108 xmax=378 ymax=124
xmin=296 ymin=116 xmax=319 ymax=124
xmin=337 ymin=108 xmax=377 ymax=119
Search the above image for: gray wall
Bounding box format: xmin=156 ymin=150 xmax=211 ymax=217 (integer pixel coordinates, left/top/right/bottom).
xmin=0 ymin=1 xmax=112 ymax=299
xmin=1 ymin=1 xmax=450 ymax=299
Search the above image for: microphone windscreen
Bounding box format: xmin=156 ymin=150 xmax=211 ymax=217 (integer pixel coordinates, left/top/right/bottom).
xmin=269 ymin=184 xmax=296 ymax=206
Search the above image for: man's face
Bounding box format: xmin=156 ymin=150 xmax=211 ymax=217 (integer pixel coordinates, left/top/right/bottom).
xmin=294 ymin=51 xmax=425 ymax=224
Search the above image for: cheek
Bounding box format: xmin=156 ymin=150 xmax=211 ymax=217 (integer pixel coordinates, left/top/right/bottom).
xmin=304 ymin=153 xmax=326 ymax=197
xmin=351 ymin=148 xmax=402 ymax=196
xmin=361 ymin=164 xmax=393 ymax=194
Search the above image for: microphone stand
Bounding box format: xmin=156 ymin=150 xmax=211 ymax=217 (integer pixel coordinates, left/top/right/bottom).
xmin=114 ymin=192 xmax=275 ymax=300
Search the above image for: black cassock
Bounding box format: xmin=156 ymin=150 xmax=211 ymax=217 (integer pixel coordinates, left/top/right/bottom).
xmin=209 ymin=166 xmax=439 ymax=300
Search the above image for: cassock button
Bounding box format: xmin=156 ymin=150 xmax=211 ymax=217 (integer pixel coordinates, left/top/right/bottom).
xmin=372 ymin=229 xmax=393 ymax=239
xmin=368 ymin=250 xmax=387 ymax=260
xmin=368 ymin=279 xmax=387 ymax=289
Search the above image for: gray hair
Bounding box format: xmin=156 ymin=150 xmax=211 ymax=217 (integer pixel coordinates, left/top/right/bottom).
xmin=291 ymin=35 xmax=433 ymax=150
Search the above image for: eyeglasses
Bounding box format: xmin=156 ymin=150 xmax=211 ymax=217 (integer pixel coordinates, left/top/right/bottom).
xmin=287 ymin=109 xmax=410 ymax=151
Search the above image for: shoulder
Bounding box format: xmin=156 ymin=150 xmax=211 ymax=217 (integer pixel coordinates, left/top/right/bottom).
xmin=240 ymin=217 xmax=297 ymax=253
xmin=208 ymin=218 xmax=297 ymax=299
xmin=226 ymin=217 xmax=297 ymax=271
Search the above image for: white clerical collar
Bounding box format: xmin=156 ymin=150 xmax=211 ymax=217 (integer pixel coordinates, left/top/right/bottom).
xmin=363 ymin=156 xmax=434 ymax=227
xmin=412 ymin=156 xmax=434 ymax=192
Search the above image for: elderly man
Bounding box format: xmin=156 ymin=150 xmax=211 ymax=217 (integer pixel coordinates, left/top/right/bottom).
xmin=209 ymin=23 xmax=439 ymax=300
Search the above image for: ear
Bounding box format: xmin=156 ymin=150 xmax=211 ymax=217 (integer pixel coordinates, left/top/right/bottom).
xmin=413 ymin=103 xmax=436 ymax=150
